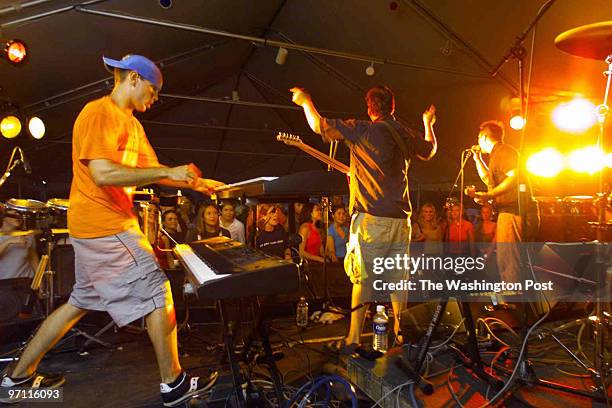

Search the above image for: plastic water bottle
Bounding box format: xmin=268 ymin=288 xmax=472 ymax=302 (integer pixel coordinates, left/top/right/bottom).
xmin=296 ymin=297 xmax=309 ymax=328
xmin=373 ymin=305 xmax=389 ymax=353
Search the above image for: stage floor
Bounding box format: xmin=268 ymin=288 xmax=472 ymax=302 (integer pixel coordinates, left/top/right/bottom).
xmin=1 ymin=308 xmax=610 ymax=407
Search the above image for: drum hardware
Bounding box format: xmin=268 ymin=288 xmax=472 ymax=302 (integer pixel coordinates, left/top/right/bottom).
xmin=552 ymin=21 xmax=612 ymax=403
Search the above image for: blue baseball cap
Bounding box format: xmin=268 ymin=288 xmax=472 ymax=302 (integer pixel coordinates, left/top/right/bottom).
xmin=102 ymin=54 xmax=163 ymax=90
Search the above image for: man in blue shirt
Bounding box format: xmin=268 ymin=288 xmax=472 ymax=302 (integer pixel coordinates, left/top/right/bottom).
xmin=291 ymin=85 xmax=437 ymax=350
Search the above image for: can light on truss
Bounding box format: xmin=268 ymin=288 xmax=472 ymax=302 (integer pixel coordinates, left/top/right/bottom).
xmin=509 ymin=97 xmax=525 ymax=130
xmin=526 ymin=148 xmax=564 ymax=178
xmin=0 ymin=115 xmax=22 ymax=139
xmin=27 ymin=117 xmax=45 ymax=139
xmin=552 ymin=98 xmax=596 ymax=133
xmin=4 ymin=39 xmax=27 ymax=64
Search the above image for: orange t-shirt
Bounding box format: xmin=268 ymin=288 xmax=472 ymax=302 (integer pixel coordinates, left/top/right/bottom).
xmin=68 ymin=96 xmax=159 ymax=238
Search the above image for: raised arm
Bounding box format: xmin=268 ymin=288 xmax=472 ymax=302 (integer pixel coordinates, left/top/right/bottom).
xmin=418 ymin=105 xmax=438 ymax=161
xmin=290 ymin=87 xmax=323 ymax=135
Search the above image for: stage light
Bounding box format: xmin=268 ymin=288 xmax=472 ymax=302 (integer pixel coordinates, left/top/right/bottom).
xmin=606 ymin=153 xmax=612 ymax=168
xmin=509 ymin=97 xmax=525 ymax=130
xmin=365 ymin=62 xmax=375 ymax=76
xmin=275 ymin=47 xmax=288 ymax=65
xmin=510 ymin=115 xmax=525 ymax=130
xmin=526 ymin=148 xmax=564 ymax=177
xmin=4 ymin=39 xmax=27 ymax=64
xmin=0 ymin=115 xmax=22 ymax=139
xmin=27 ymin=117 xmax=45 ymax=139
xmin=567 ymin=146 xmax=605 ymax=174
xmin=552 ymin=98 xmax=596 ymax=132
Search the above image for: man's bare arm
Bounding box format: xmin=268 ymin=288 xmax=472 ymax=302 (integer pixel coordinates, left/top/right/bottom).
xmin=418 ymin=105 xmax=437 ymax=161
xmin=88 ymin=159 xmax=195 ymax=187
xmin=473 ymin=153 xmax=491 ymax=186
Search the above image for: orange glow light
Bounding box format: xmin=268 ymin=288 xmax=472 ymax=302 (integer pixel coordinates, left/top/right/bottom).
xmin=552 ymin=98 xmax=596 ymax=133
xmin=526 ymin=148 xmax=564 ymax=178
xmin=567 ymin=146 xmax=605 ymax=174
xmin=5 ymin=40 xmax=27 ymax=64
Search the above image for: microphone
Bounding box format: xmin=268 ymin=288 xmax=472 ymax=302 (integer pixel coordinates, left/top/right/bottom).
xmin=464 ymin=145 xmax=481 ymax=153
xmin=18 ymin=147 xmax=31 ymax=174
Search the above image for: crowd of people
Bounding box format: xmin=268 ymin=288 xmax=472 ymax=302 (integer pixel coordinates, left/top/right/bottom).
xmin=147 ymin=195 xmax=352 ymax=269
xmin=412 ymin=201 xmax=496 ymax=258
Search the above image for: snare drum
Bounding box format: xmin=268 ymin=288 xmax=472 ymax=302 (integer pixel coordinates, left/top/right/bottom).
xmin=2 ymin=199 xmax=49 ymax=230
xmin=46 ymin=198 xmax=70 ymax=212
xmin=46 ymin=198 xmax=70 ymax=229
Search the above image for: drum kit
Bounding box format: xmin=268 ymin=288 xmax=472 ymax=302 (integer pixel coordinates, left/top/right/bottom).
xmin=0 ymin=197 xmax=71 ymax=316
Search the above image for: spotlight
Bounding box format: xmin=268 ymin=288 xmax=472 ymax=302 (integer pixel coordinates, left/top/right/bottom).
xmin=4 ymin=39 xmax=27 ymax=64
xmin=159 ymin=0 xmax=172 ymax=9
xmin=275 ymin=47 xmax=288 ymax=65
xmin=552 ymin=98 xmax=596 ymax=133
xmin=365 ymin=62 xmax=375 ymax=76
xmin=509 ymin=97 xmax=525 ymax=130
xmin=27 ymin=116 xmax=45 ymax=139
xmin=526 ymin=148 xmax=564 ymax=178
xmin=509 ymin=115 xmax=525 ymax=130
xmin=0 ymin=115 xmax=21 ymax=139
xmin=568 ymin=146 xmax=605 ymax=174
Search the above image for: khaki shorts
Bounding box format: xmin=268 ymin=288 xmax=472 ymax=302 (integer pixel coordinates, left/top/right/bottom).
xmin=344 ymin=213 xmax=410 ymax=302
xmin=68 ymin=227 xmax=172 ymax=327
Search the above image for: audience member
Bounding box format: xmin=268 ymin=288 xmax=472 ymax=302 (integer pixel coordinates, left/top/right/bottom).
xmin=219 ymin=201 xmax=245 ymax=243
xmin=326 ymin=206 xmax=348 ymax=263
xmin=299 ymin=203 xmax=326 ymax=263
xmin=255 ymin=204 xmax=291 ymax=259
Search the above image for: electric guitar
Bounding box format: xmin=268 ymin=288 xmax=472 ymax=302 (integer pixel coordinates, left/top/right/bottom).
xmin=276 ymin=132 xmax=350 ymax=175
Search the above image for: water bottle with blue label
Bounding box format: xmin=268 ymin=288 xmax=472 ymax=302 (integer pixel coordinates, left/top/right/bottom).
xmin=373 ymin=305 xmax=388 ymax=352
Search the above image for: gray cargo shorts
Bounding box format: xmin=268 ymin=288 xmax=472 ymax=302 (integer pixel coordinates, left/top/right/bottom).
xmin=68 ymin=227 xmax=172 ymax=327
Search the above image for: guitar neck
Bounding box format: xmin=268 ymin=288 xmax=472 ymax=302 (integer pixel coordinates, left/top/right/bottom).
xmin=294 ymin=142 xmax=350 ymax=174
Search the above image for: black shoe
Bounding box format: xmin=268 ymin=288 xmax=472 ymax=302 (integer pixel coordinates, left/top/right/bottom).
xmin=0 ymin=372 xmax=65 ymax=404
xmin=160 ymin=371 xmax=219 ymax=407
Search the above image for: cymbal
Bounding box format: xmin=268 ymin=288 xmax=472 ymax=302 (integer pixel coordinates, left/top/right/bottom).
xmin=555 ymin=21 xmax=612 ymax=60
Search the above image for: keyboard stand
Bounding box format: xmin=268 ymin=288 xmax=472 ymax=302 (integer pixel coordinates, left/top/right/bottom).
xmin=217 ymin=298 xmax=285 ymax=407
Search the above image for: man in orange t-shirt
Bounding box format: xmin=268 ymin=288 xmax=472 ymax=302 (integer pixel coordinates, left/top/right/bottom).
xmin=2 ymin=55 xmax=223 ymax=407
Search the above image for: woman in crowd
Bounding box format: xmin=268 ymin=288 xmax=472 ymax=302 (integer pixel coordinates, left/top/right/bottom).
xmin=326 ymin=206 xmax=348 ymax=263
xmin=299 ymin=203 xmax=325 ymax=263
xmin=187 ymin=204 xmax=231 ymax=241
xmin=154 ymin=210 xmax=182 ymax=270
xmin=255 ymin=204 xmax=291 ymax=259
xmin=411 ymin=203 xmax=444 ymax=256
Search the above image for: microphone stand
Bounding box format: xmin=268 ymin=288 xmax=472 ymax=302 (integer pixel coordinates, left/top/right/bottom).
xmin=0 ymin=147 xmax=24 ymax=188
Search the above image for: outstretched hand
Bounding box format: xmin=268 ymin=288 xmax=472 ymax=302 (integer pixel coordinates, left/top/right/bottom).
xmin=290 ymin=87 xmax=311 ymax=106
xmin=423 ymin=104 xmax=436 ymax=126
xmin=194 ymin=178 xmax=226 ymax=195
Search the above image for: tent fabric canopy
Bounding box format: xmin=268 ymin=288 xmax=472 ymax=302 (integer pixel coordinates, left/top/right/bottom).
xmin=0 ymin=0 xmax=609 ymax=198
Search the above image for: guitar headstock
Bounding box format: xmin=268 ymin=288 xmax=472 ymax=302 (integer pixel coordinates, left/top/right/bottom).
xmin=276 ymin=132 xmax=303 ymax=146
